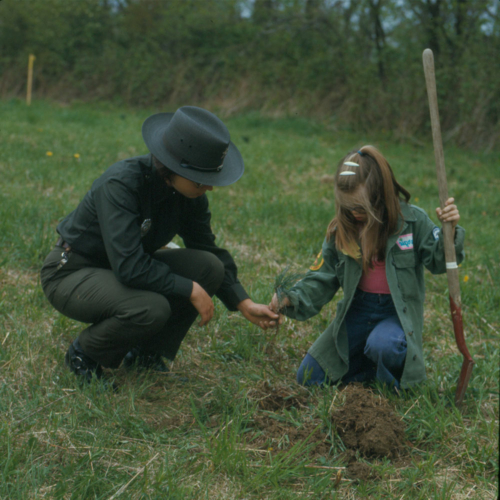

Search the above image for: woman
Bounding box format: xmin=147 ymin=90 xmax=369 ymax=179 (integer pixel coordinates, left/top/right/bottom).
xmin=41 ymin=106 xmax=278 ymax=385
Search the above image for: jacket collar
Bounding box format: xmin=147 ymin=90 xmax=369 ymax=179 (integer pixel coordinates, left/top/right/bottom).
xmin=399 ymin=201 xmax=416 ymax=222
xmin=395 ymin=202 xmax=417 ymax=236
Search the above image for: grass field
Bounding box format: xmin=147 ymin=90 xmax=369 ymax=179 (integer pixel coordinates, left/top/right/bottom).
xmin=0 ymin=99 xmax=498 ymax=499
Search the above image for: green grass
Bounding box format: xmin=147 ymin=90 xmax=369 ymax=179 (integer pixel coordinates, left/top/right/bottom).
xmin=0 ymin=98 xmax=498 ymax=499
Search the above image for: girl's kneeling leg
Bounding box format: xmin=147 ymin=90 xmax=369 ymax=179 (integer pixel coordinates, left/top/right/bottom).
xmin=297 ymin=353 xmax=331 ymax=386
xmin=364 ymin=316 xmax=407 ymax=389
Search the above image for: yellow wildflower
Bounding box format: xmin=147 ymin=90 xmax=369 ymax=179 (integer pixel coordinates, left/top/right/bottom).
xmin=463 ymin=275 xmax=469 ymax=283
xmin=414 ymin=197 xmax=419 ymax=202
xmin=74 ymin=153 xmax=80 ymax=159
xmin=46 ymin=151 xmax=53 ymax=157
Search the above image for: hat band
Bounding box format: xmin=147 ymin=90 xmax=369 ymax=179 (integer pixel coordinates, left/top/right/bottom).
xmin=180 ymin=159 xmax=223 ymax=173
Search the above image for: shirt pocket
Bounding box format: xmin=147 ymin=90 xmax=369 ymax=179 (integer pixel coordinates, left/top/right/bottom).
xmin=392 ymin=251 xmax=417 ymax=301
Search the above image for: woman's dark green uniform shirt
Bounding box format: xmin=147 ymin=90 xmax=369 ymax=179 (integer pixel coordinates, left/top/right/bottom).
xmin=56 ymin=154 xmax=249 ymax=310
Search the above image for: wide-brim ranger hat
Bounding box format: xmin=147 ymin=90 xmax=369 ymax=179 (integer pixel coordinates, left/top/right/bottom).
xmin=142 ymin=106 xmax=244 ymax=187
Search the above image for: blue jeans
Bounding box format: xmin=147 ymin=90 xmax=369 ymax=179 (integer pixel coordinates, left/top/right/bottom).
xmin=297 ymin=290 xmax=407 ymax=389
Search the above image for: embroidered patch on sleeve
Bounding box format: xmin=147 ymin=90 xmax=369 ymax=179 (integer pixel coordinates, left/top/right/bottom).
xmin=396 ymin=233 xmax=414 ymax=250
xmin=310 ymin=250 xmax=324 ymax=271
xmin=432 ymin=226 xmax=440 ymax=241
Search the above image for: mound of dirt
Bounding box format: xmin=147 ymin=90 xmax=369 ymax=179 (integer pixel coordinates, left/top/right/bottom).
xmin=331 ymin=384 xmax=406 ymax=458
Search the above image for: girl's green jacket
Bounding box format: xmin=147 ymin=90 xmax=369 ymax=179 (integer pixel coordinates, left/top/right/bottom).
xmin=284 ymin=203 xmax=465 ymax=389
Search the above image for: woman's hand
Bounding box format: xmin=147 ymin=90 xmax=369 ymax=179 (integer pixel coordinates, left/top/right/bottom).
xmin=436 ymin=197 xmax=460 ymax=228
xmin=237 ymin=299 xmax=280 ymax=330
xmin=190 ymin=281 xmax=214 ymax=326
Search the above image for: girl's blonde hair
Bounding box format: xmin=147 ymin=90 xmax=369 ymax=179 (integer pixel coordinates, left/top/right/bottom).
xmin=327 ymin=145 xmax=411 ymax=272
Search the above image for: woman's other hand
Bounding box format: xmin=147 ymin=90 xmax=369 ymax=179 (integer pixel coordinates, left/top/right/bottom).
xmin=190 ymin=281 xmax=214 ymax=326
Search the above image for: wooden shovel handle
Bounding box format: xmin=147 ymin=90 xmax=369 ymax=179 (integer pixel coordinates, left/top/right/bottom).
xmin=423 ymin=49 xmax=473 ymax=405
xmin=422 ymin=48 xmax=466 ymax=332
xmin=422 ymin=49 xmax=458 ymax=292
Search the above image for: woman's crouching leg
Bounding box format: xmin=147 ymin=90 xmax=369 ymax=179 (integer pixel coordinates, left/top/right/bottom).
xmin=146 ymin=249 xmax=225 ymax=360
xmin=79 ymin=291 xmax=171 ymax=368
xmin=42 ymin=255 xmax=172 ymax=370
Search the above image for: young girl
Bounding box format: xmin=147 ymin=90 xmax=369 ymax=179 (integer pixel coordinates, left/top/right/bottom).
xmin=271 ymin=146 xmax=464 ymax=390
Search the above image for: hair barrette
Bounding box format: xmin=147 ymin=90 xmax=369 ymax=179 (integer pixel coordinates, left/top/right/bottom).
xmin=357 ymin=150 xmax=365 ymax=156
xmin=340 ymin=171 xmax=356 ymax=176
xmin=343 ymin=161 xmax=359 ymax=167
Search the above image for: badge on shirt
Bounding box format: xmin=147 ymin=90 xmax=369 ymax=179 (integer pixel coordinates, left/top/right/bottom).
xmin=397 ymin=233 xmax=414 ymax=250
xmin=432 ymin=226 xmax=440 ymax=241
xmin=310 ymin=250 xmax=324 ymax=271
xmin=141 ymin=219 xmax=152 ymax=237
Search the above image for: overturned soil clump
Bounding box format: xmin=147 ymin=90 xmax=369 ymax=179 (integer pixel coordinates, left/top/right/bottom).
xmin=331 ymin=384 xmax=406 ymax=458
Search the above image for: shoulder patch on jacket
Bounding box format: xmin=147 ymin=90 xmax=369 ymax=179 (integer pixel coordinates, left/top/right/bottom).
xmin=310 ymin=250 xmax=324 ymax=271
xmin=432 ymin=226 xmax=440 ymax=240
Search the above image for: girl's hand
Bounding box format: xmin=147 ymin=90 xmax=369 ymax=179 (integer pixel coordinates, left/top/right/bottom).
xmin=269 ymin=294 xmax=290 ymax=311
xmin=269 ymin=293 xmax=290 ymax=325
xmin=436 ymin=197 xmax=460 ymax=229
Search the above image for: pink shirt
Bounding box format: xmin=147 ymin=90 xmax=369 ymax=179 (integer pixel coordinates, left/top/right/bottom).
xmin=358 ymin=259 xmax=391 ymax=294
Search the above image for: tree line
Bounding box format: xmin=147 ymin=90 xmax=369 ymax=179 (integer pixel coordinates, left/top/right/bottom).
xmin=1 ymin=0 xmax=498 ymax=148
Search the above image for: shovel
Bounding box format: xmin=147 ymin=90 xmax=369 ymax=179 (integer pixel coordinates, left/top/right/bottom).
xmin=422 ymin=48 xmax=474 ymax=406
